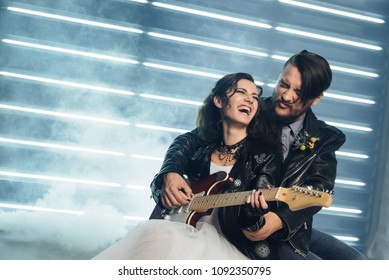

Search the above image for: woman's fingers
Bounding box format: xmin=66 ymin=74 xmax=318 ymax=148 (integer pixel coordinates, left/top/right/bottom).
xmin=247 ymin=190 xmax=269 ymax=209
xmin=259 ymin=192 xmax=268 ymax=210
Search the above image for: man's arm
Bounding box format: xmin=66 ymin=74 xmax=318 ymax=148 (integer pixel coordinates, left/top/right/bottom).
xmin=273 ymin=126 xmax=346 ymax=239
xmin=243 ymin=126 xmax=346 ymax=241
xmin=150 ymin=129 xmax=205 ymax=208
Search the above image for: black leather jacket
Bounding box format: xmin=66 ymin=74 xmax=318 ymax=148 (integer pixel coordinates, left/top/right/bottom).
xmin=150 ymin=103 xmax=346 ymax=257
xmin=270 ymin=106 xmax=346 ymax=256
xmin=150 ymin=131 xmax=282 ymax=259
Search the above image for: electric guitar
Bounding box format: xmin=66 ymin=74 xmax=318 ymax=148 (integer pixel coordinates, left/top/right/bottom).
xmin=149 ymin=171 xmax=332 ymax=227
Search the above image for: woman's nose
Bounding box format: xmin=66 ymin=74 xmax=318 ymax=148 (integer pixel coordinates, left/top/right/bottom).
xmin=245 ymin=95 xmax=254 ymax=103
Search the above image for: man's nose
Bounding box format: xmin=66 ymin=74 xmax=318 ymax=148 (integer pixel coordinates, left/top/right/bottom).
xmin=282 ymin=88 xmax=296 ymax=103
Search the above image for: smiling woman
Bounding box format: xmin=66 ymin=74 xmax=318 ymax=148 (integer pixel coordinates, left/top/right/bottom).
xmin=92 ymin=73 xmax=283 ymax=260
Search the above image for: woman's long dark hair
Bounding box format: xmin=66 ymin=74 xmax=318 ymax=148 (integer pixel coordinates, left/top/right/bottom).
xmin=253 ymin=99 xmax=283 ymax=152
xmin=196 ymin=72 xmax=261 ymax=143
xmin=196 ymin=72 xmax=282 ymax=151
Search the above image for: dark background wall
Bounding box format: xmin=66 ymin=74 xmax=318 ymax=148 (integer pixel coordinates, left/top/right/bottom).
xmin=0 ymin=0 xmax=388 ymax=259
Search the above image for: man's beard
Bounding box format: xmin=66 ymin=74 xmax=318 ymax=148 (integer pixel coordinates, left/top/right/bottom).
xmin=272 ymin=100 xmax=307 ymax=125
xmin=275 ymin=113 xmax=298 ymax=125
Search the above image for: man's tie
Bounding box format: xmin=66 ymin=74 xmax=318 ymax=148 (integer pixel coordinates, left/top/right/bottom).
xmin=281 ymin=125 xmax=293 ymax=160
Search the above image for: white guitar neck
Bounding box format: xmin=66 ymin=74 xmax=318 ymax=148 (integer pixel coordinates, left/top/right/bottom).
xmin=188 ymin=188 xmax=280 ymax=212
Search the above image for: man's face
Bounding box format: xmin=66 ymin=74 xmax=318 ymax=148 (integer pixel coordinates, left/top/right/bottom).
xmin=272 ymin=64 xmax=319 ymax=124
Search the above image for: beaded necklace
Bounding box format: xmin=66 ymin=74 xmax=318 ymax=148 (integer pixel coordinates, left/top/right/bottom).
xmin=216 ymin=138 xmax=246 ymax=165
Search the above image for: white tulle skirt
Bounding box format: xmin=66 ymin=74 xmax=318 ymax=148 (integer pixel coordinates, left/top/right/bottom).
xmin=92 ymin=219 xmax=248 ymax=260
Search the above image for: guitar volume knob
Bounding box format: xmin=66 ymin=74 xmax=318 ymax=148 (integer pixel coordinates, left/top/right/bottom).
xmin=163 ymin=214 xmax=171 ymax=220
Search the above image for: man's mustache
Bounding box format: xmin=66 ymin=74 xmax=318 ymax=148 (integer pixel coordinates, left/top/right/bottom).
xmin=275 ymin=99 xmax=293 ymax=107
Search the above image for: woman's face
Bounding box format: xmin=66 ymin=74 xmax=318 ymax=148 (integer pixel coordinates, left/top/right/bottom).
xmin=219 ymin=79 xmax=260 ymax=128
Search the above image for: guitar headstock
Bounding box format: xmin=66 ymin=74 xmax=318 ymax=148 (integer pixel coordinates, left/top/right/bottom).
xmin=275 ymin=186 xmax=332 ymax=211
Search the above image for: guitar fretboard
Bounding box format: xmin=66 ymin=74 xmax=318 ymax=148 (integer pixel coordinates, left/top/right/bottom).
xmin=189 ymin=188 xmax=280 ymax=212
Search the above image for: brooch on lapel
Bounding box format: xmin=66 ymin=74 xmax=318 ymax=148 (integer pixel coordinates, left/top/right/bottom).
xmin=292 ymin=130 xmax=319 ymax=151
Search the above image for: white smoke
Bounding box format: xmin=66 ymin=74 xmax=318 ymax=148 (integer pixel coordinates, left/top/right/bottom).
xmin=0 ymin=185 xmax=130 ymax=254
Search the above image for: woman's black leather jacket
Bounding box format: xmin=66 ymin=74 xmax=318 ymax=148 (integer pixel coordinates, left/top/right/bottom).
xmin=150 ymin=130 xmax=282 ymax=259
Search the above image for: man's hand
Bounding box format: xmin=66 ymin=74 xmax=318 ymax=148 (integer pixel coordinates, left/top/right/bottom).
xmin=241 ymin=188 xmax=284 ymax=241
xmin=242 ymin=212 xmax=284 ymax=241
xmin=161 ymin=172 xmax=193 ymax=209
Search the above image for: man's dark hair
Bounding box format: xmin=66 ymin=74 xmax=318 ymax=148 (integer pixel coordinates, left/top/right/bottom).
xmin=284 ymin=50 xmax=332 ymax=104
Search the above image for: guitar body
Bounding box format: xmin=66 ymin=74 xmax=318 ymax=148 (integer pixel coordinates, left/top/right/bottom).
xmin=148 ymin=171 xmax=332 ymax=260
xmin=149 ymin=171 xmax=332 ymax=229
xmin=149 ymin=171 xmax=233 ymax=227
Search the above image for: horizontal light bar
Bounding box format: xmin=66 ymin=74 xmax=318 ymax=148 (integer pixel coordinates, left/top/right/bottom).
xmin=330 ymin=65 xmax=379 ymax=78
xmin=335 ymin=179 xmax=366 ymax=187
xmin=325 ymin=121 xmax=372 ymax=132
xmin=152 ymin=2 xmax=272 ymax=29
xmin=0 ymin=203 xmax=149 ymax=221
xmin=0 ymin=137 xmax=125 ymax=156
xmin=7 ymin=7 xmax=143 ymax=34
xmin=2 ymin=39 xmax=139 ymax=65
xmin=148 ymin=32 xmax=268 ymax=57
xmin=143 ymin=63 xmax=264 ymax=86
xmin=0 ymin=203 xmax=84 ymax=215
xmin=275 ymin=27 xmax=382 ymax=51
xmin=131 ymin=154 xmax=164 ymax=161
xmin=129 ymin=0 xmax=148 ymax=3
xmin=271 ymin=55 xmax=378 ymax=78
xmin=0 ymin=71 xmax=135 ymax=96
xmin=143 ymin=62 xmax=223 ymax=79
xmin=135 ymin=123 xmax=190 ymax=134
xmin=271 ymin=55 xmax=290 ymax=61
xmin=324 ymin=92 xmax=375 ymax=105
xmin=323 ymin=206 xmax=363 ymax=214
xmin=0 ymin=170 xmax=121 ymax=187
xmin=333 ymin=235 xmax=359 ymax=242
xmin=336 ymin=151 xmax=369 ymax=159
xmin=127 ymin=184 xmax=150 ymax=191
xmin=140 ymin=93 xmax=202 ymax=106
xmin=279 ymin=0 xmax=384 ymax=24
xmin=266 ymin=83 xmax=276 ymax=88
xmin=0 ymin=103 xmax=129 ymax=126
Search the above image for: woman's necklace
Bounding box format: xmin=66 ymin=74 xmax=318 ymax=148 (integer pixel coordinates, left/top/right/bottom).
xmin=216 ymin=138 xmax=246 ymax=166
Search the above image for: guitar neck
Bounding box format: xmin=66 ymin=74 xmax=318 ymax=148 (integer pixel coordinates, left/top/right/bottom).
xmin=189 ymin=188 xmax=280 ymax=212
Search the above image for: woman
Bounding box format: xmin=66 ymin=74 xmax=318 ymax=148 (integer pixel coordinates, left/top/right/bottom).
xmin=92 ymin=73 xmax=282 ymax=260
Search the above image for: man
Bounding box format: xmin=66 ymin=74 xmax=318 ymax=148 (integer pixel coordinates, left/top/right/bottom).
xmin=151 ymin=50 xmax=366 ymax=259
xmin=242 ymin=50 xmax=366 ymax=259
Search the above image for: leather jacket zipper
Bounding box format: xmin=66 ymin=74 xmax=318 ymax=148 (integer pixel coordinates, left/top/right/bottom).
xmin=288 ymin=223 xmax=308 ymax=257
xmin=289 ymin=239 xmax=307 ymax=257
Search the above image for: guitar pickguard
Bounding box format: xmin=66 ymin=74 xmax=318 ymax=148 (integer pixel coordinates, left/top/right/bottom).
xmin=162 ymin=191 xmax=206 ymax=225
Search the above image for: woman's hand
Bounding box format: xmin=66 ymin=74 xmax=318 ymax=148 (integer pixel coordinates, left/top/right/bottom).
xmin=247 ymin=189 xmax=268 ymax=209
xmin=161 ymin=172 xmax=193 ymax=209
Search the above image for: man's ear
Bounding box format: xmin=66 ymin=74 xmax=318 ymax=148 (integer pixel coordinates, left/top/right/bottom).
xmin=213 ymin=96 xmax=223 ymax=108
xmin=312 ymin=93 xmax=323 ymax=106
